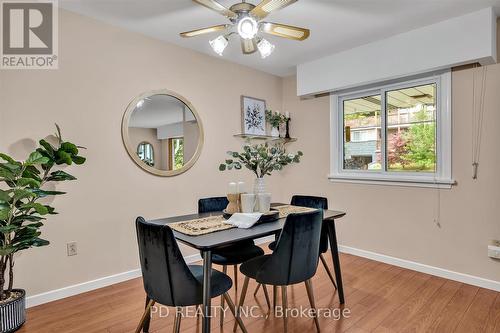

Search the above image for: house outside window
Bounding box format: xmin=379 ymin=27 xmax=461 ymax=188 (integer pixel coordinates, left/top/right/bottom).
xmin=330 ymin=72 xmax=453 ymax=188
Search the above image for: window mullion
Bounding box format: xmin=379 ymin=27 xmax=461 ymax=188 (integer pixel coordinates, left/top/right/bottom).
xmin=380 ymin=89 xmax=388 ymax=173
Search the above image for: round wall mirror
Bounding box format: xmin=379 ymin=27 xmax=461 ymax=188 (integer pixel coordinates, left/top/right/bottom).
xmin=122 ymin=90 xmax=204 ymax=176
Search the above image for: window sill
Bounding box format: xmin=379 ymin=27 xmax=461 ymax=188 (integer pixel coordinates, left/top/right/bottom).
xmin=328 ymin=175 xmax=456 ymax=189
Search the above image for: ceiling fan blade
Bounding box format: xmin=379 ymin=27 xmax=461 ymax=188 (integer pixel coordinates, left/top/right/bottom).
xmin=180 ymin=24 xmax=229 ymax=38
xmin=250 ymin=0 xmax=298 ymax=20
xmin=241 ymin=38 xmax=258 ymax=54
xmin=192 ymin=0 xmax=237 ymax=19
xmin=261 ymin=22 xmax=310 ymax=41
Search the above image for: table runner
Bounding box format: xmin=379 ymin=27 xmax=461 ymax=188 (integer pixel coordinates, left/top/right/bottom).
xmin=273 ymin=204 xmax=318 ymax=218
xmin=169 ymin=215 xmax=235 ymax=236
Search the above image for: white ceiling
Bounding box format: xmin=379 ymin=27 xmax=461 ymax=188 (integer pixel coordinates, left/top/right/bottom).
xmin=60 ymin=0 xmax=500 ymax=77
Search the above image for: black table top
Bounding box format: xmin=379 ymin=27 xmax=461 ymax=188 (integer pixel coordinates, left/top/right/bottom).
xmin=148 ymin=203 xmax=346 ymax=251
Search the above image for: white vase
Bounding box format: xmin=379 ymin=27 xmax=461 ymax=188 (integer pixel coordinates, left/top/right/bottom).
xmin=271 ymin=127 xmax=280 ymax=137
xmin=253 ymin=178 xmax=266 ymax=211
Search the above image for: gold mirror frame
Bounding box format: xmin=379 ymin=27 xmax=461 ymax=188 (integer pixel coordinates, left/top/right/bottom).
xmin=121 ymin=89 xmax=204 ymax=177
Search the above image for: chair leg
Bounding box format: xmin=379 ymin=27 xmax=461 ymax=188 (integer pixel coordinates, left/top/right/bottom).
xmin=135 ymin=299 xmax=155 ymax=333
xmin=234 ymin=264 xmax=238 ymax=294
xmin=253 ymin=283 xmax=261 ymax=296
xmin=224 ymin=292 xmax=248 ymax=333
xmin=281 ymin=286 xmax=288 ymax=333
xmin=220 ymin=265 xmax=227 ymax=327
xmin=319 ymin=254 xmax=337 ymax=289
xmin=233 ymin=276 xmax=250 ymax=333
xmin=173 ymin=307 xmax=182 ymax=333
xmin=305 ymin=280 xmax=320 ymax=332
xmin=261 ymin=284 xmax=271 ymax=313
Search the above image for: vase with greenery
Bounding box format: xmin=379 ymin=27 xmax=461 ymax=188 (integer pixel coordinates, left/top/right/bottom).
xmin=0 ymin=125 xmax=85 ymax=332
xmin=219 ymin=143 xmax=303 ymax=195
xmin=265 ymin=110 xmax=287 ymax=137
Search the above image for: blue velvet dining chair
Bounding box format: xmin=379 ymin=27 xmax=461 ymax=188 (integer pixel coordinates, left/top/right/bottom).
xmin=234 ymin=210 xmax=323 ymax=333
xmin=198 ymin=197 xmax=267 ymax=325
xmin=135 ymin=217 xmax=247 ymax=333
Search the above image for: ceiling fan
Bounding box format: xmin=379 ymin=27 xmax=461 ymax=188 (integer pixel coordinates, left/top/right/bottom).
xmin=180 ymin=0 xmax=309 ymax=58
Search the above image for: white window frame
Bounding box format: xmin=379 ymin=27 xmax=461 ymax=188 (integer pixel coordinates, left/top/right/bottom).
xmin=329 ymin=72 xmax=454 ymax=188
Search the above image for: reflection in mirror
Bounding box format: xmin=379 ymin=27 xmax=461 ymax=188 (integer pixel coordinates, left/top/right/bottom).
xmin=137 ymin=142 xmax=154 ymax=166
xmin=123 ymin=92 xmax=203 ymax=176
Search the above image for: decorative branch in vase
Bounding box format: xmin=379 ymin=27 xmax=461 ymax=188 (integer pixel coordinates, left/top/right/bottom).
xmin=265 ymin=110 xmax=287 ymax=137
xmin=219 ymin=143 xmax=303 ymax=195
xmin=0 ymin=125 xmax=86 ymax=332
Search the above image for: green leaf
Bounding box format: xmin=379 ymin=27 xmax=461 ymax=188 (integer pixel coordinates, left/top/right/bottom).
xmin=39 ymin=139 xmax=55 ymax=158
xmin=55 ymin=150 xmax=72 ymax=165
xmin=71 ymin=155 xmax=86 ymax=165
xmin=61 ymin=142 xmax=79 ymax=155
xmin=26 ymin=151 xmax=50 ymax=165
xmin=13 ymin=189 xmax=36 ymax=200
xmin=32 ymin=238 xmax=50 ymax=247
xmin=0 ymin=208 xmax=11 ymax=220
xmin=0 ymin=189 xmax=10 ymax=202
xmin=20 ymin=203 xmax=48 ymax=215
xmin=47 ymin=170 xmax=76 ymax=181
xmin=219 ymin=164 xmax=226 ymax=171
xmin=17 ymin=177 xmax=41 ymax=188
xmin=0 ymin=247 xmax=16 ymax=255
xmin=30 ymin=189 xmax=66 ymax=198
xmin=0 ymin=225 xmax=17 ymax=233
xmin=0 ymin=153 xmax=17 ymax=164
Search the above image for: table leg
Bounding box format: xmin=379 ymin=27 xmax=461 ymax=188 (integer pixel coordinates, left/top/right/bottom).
xmin=202 ymin=250 xmax=212 ymax=333
xmin=327 ymin=220 xmax=345 ymax=304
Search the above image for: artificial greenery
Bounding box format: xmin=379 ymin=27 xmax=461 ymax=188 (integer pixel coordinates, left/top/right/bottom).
xmin=219 ymin=143 xmax=303 ymax=178
xmin=265 ymin=110 xmax=288 ymax=128
xmin=0 ymin=125 xmax=85 ymax=301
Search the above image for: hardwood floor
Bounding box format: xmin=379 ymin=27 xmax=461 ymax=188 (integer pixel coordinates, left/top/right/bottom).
xmin=18 ymin=250 xmax=500 ymax=333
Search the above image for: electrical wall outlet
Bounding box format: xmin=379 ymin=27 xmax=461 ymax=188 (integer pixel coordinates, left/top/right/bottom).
xmin=67 ymin=242 xmax=77 ymax=256
xmin=488 ymin=240 xmax=500 ymax=259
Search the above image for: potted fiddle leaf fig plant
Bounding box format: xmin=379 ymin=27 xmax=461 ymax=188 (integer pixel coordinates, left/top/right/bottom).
xmin=219 ymin=143 xmax=302 ymax=195
xmin=0 ymin=125 xmax=85 ymax=333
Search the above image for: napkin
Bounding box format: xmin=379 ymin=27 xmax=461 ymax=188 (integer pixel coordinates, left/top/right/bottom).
xmin=226 ymin=213 xmax=263 ymax=229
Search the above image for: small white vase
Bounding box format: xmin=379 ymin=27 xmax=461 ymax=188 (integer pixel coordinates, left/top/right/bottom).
xmin=253 ymin=178 xmax=266 ymax=211
xmin=254 ymin=177 xmax=266 ymax=194
xmin=271 ymin=127 xmax=280 ymax=137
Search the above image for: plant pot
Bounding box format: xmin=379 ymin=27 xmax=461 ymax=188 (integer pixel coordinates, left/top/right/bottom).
xmin=0 ymin=289 xmax=26 ymax=333
xmin=270 ymin=127 xmax=280 ymax=137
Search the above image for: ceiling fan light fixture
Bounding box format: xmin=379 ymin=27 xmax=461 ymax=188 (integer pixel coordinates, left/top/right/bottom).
xmin=237 ymin=16 xmax=258 ymax=39
xmin=209 ymin=35 xmax=228 ymax=56
xmin=257 ymin=38 xmax=275 ymax=58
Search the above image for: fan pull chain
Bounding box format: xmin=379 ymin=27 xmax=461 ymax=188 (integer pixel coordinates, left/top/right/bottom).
xmin=471 ymin=65 xmax=488 ymax=180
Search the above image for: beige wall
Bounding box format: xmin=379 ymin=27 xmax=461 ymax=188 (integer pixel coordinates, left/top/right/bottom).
xmin=0 ymin=8 xmax=498 ymax=299
xmin=281 ymin=65 xmax=500 ymax=282
xmin=0 ymin=9 xmax=283 ymax=297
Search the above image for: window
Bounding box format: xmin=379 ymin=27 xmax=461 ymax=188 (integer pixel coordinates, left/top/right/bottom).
xmin=330 ymin=73 xmax=453 ymax=188
xmin=171 ymin=137 xmax=184 ymax=170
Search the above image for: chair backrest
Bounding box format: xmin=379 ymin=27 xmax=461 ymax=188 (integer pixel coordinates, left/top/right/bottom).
xmin=198 ymin=197 xmax=229 ymax=213
xmin=135 ymin=217 xmax=202 ymax=306
xmin=291 ymin=195 xmax=329 ymax=253
xmin=256 ymin=210 xmax=323 ymax=285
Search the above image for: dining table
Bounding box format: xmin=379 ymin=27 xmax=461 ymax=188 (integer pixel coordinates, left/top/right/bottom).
xmin=145 ymin=203 xmax=346 ymax=333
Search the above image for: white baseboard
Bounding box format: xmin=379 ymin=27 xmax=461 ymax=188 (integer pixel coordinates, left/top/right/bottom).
xmin=338 ymin=245 xmax=500 ymax=292
xmin=26 ymin=253 xmax=202 ymax=308
xmin=26 ymin=236 xmax=276 ymax=308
